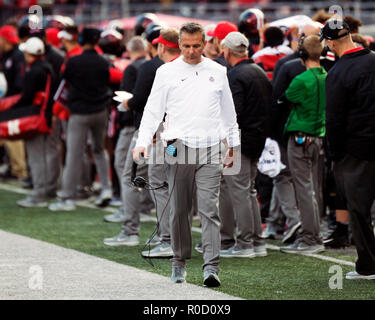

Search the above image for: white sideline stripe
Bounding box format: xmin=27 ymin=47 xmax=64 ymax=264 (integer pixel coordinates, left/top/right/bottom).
xmin=0 ymin=183 xmax=356 ymax=268
xmin=265 ymin=244 xmax=355 ymax=267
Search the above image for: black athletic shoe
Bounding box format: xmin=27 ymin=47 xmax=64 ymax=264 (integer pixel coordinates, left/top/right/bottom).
xmin=282 ymin=222 xmax=301 ymax=244
xmin=324 ymin=223 xmax=350 ymax=248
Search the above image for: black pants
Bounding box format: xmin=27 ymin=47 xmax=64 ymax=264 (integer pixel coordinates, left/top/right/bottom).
xmin=334 ymin=154 xmax=375 ymax=275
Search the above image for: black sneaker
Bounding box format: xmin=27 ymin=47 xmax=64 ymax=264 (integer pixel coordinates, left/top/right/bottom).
xmin=22 ymin=177 xmax=33 ymax=189
xmin=324 ymin=223 xmax=350 ymax=248
xmin=282 ymin=222 xmax=301 ymax=243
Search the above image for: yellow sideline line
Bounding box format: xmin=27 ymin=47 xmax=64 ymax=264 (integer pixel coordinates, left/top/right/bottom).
xmin=0 ymin=182 xmax=355 ymax=268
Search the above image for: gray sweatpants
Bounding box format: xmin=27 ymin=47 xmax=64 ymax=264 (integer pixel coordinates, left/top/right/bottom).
xmin=25 ymin=119 xmax=61 ymax=200
xmin=219 ymin=177 xmax=235 ymax=250
xmin=220 ymin=153 xmax=264 ymax=249
xmin=287 ymin=136 xmax=323 ymax=245
xmin=267 ymin=145 xmax=301 ymax=233
xmin=115 ymin=126 xmax=153 ymax=215
xmin=61 ymin=109 xmax=110 ymax=199
xmin=148 ymin=135 xmax=171 ymax=243
xmin=166 ymin=141 xmax=222 ymax=273
xmin=121 ymin=130 xmax=150 ymax=235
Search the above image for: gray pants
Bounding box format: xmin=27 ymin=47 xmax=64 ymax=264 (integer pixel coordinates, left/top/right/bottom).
xmin=148 ymin=136 xmax=171 ymax=243
xmin=61 ymin=109 xmax=110 ymax=199
xmin=121 ymin=130 xmax=150 ymax=236
xmin=287 ymin=136 xmax=323 ymax=245
xmin=220 ymin=153 xmax=264 ymax=249
xmin=267 ymin=145 xmax=301 ymax=233
xmin=114 ymin=126 xmax=136 ymax=182
xmin=166 ymin=141 xmax=222 ymax=273
xmin=25 ymin=119 xmax=61 ymax=200
xmin=219 ymin=177 xmax=235 ymax=249
xmin=115 ymin=126 xmax=153 ymax=215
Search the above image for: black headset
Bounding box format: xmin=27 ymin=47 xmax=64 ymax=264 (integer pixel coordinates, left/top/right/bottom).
xmin=297 ymin=34 xmax=309 ymax=62
xmin=131 ymin=161 xmax=168 ymax=190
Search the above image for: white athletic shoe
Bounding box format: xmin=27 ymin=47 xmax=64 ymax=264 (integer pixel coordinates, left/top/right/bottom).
xmin=48 ymin=200 xmax=76 ymax=211
xmin=346 ymin=271 xmax=375 ymax=280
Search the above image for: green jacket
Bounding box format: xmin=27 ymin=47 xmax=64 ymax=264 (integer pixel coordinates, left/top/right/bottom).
xmin=284 ymin=67 xmax=327 ymax=137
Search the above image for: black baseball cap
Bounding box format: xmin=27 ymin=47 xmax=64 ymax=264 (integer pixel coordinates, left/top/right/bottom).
xmin=320 ymin=20 xmax=350 ymax=42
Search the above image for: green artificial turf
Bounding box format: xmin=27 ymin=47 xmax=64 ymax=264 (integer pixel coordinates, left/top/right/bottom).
xmin=1 ymin=189 xmax=374 ymax=300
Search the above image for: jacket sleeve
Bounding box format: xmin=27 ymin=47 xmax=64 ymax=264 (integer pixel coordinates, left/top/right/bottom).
xmin=120 ymin=64 xmax=137 ymax=93
xmin=62 ymin=59 xmax=73 ymax=83
xmin=285 ymin=76 xmax=306 ymax=103
xmin=12 ymin=68 xmax=43 ymax=109
xmin=220 ymin=71 xmax=240 ymax=148
xmin=325 ymin=73 xmax=348 ymax=161
xmin=269 ymin=63 xmax=292 ymax=141
xmin=128 ymin=62 xmax=155 ymax=112
xmin=13 ymin=53 xmax=26 ymax=94
xmin=228 ymin=73 xmax=246 ymax=117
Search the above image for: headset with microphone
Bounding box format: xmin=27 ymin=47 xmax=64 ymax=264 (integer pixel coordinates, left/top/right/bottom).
xmin=297 ymin=34 xmax=309 ymax=62
xmin=130 ymin=149 xmax=178 ymax=266
xmin=131 ymin=160 xmax=168 ymax=190
xmin=131 ymin=140 xmax=177 ymax=190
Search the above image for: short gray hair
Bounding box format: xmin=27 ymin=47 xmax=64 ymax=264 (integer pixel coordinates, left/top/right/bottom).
xmin=179 ymin=22 xmax=205 ymax=42
xmin=127 ymin=36 xmax=147 ymax=53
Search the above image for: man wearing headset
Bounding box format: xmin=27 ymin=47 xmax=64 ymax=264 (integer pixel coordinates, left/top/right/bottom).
xmin=323 ymin=19 xmax=375 ymax=280
xmin=279 ymin=35 xmax=327 ymax=254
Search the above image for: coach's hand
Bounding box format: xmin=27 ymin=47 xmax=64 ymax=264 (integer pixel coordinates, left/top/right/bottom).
xmin=223 ymin=147 xmax=238 ymax=169
xmin=122 ymin=99 xmax=130 ymax=111
xmin=132 ymin=146 xmax=148 ymax=162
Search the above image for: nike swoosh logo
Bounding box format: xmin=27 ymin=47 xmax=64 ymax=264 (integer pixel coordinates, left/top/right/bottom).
xmin=181 ymin=78 xmax=187 ymax=82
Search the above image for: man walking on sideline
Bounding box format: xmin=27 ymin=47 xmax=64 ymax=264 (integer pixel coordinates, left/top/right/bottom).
xmin=133 ymin=22 xmax=240 ymax=287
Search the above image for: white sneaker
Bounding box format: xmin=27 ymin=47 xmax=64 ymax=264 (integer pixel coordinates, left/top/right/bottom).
xmin=17 ymin=197 xmax=48 ymax=208
xmin=103 ymin=210 xmax=125 ymax=223
xmin=48 ymin=200 xmax=76 ymax=211
xmin=346 ymin=271 xmax=375 ymax=280
xmin=220 ymin=245 xmax=256 ymax=258
xmin=145 ymin=235 xmax=162 ymax=246
xmin=254 ymin=245 xmax=268 ymax=257
xmin=142 ymin=242 xmax=173 ymax=258
xmin=103 ymin=231 xmax=139 ymax=246
xmin=95 ymin=189 xmax=112 ymax=207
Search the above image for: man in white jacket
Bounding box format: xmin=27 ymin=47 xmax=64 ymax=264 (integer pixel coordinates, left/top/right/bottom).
xmin=132 ymin=22 xmax=240 ymax=287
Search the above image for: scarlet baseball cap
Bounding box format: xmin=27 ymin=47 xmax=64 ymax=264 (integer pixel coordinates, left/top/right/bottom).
xmin=152 ymin=34 xmax=178 ymax=48
xmin=46 ymin=28 xmax=60 ymax=48
xmin=207 ymin=21 xmax=238 ymax=41
xmin=0 ymin=25 xmax=20 ymax=44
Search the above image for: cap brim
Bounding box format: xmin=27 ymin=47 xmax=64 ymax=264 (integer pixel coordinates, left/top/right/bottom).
xmin=319 ymin=34 xmax=325 ymax=42
xmin=207 ymin=30 xmax=215 ymax=37
xmin=58 ymin=30 xmax=73 ymax=40
xmin=18 ymin=42 xmax=26 ymax=52
xmin=152 ymin=37 xmax=160 ymax=45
